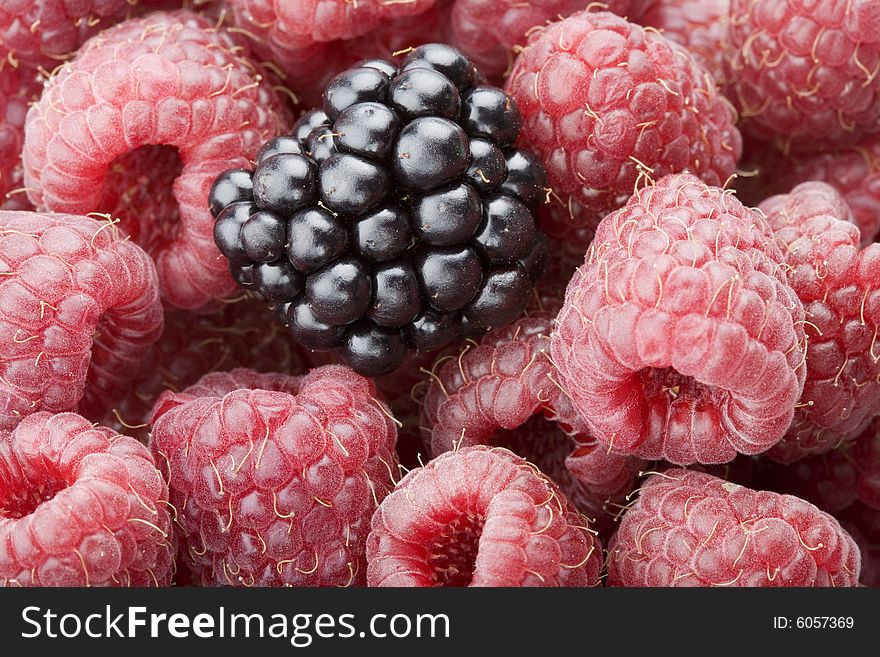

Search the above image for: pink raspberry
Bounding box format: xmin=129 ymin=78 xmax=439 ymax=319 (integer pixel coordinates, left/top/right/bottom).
xmin=736 ymin=132 xmax=880 ymax=245
xmin=0 ymin=62 xmax=41 ymax=210
xmin=0 ymin=0 xmax=143 ymax=69
xmin=104 ymin=298 xmax=313 ymax=443
xmin=506 ymin=10 xmax=741 ymax=238
xmin=228 ymin=0 xmax=439 ymax=106
xmin=366 ymin=445 xmax=602 ymax=586
xmin=836 ymin=502 xmax=880 ymax=587
xmin=551 ymin=173 xmax=806 ymax=465
xmin=725 ymin=0 xmax=880 ymax=151
xmin=757 ymin=182 xmax=880 ymax=462
xmin=0 ymin=412 xmax=174 ymax=587
xmin=450 ymin=0 xmax=644 ymax=81
xmin=149 ymin=366 xmax=398 ymax=587
xmin=0 ymin=211 xmax=162 ymax=431
xmin=637 ymin=0 xmax=729 ymax=83
xmin=608 ymin=469 xmax=861 ymax=586
xmin=420 ymin=305 xmax=643 ymax=529
xmin=22 ymin=10 xmax=288 ymax=309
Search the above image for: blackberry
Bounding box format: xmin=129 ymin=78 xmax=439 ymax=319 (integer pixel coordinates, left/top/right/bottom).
xmin=209 ymin=44 xmax=549 ymax=376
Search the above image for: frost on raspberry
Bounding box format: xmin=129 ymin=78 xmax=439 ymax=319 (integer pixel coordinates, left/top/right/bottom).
xmin=366 ymin=445 xmax=602 ymax=586
xmin=149 ymin=366 xmax=398 ymax=587
xmin=608 ymin=469 xmax=861 ymax=586
xmin=550 ymin=173 xmax=806 ymax=465
xmin=0 ymin=60 xmax=41 ymax=211
xmin=22 ymin=10 xmax=289 ymax=309
xmin=725 ymin=0 xmax=880 ymax=152
xmin=0 ymin=211 xmax=163 ymax=431
xmin=757 ymin=182 xmax=880 ymax=462
xmin=420 ymin=303 xmax=643 ymax=530
xmin=0 ymin=412 xmax=174 ymax=587
xmin=104 ymin=298 xmax=313 ymax=443
xmin=506 ymin=10 xmax=741 ymax=238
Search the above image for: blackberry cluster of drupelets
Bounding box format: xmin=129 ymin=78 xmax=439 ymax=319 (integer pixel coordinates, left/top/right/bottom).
xmin=210 ymin=44 xmax=548 ymax=375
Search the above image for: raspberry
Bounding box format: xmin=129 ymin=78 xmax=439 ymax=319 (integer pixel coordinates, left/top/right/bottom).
xmin=149 ymin=366 xmax=398 ymax=587
xmin=637 ymin=0 xmax=729 ymax=83
xmin=228 ymin=0 xmax=440 ymax=107
xmin=725 ymin=0 xmax=880 ymax=151
xmin=607 ymin=469 xmax=861 ymax=586
xmin=22 ymin=10 xmax=289 ymax=309
xmin=0 ymin=412 xmax=174 ymax=586
xmin=366 ymin=445 xmax=602 ymax=586
xmin=551 ymin=173 xmax=806 ymax=465
xmin=757 ymin=182 xmax=880 ymax=462
xmin=0 ymin=62 xmax=41 ymax=211
xmin=0 ymin=211 xmax=163 ymax=431
xmin=736 ymin=133 xmax=880 ymax=245
xmin=836 ymin=502 xmax=880 ymax=587
xmin=211 ymin=45 xmax=549 ymax=376
xmin=450 ymin=0 xmax=643 ymax=80
xmin=0 ymin=0 xmax=145 ymax=69
xmin=104 ymin=298 xmax=313 ymax=443
xmin=506 ymin=10 xmax=741 ymax=238
xmin=420 ymin=305 xmax=643 ymax=528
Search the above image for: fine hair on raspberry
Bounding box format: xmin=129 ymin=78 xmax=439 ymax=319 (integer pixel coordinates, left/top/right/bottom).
xmin=551 ymin=173 xmax=807 ymax=465
xmin=0 ymin=412 xmax=175 ymax=586
xmin=22 ymin=10 xmax=289 ymax=309
xmin=366 ymin=445 xmax=602 ymax=586
xmin=149 ymin=366 xmax=398 ymax=587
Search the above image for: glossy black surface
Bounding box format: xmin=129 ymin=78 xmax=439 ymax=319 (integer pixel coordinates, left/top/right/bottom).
xmin=319 ymin=153 xmax=390 ymax=217
xmin=401 ymin=43 xmax=477 ymax=91
xmin=256 ymin=135 xmax=303 ymax=164
xmin=286 ymin=206 xmax=348 ymax=273
xmin=415 ymin=245 xmax=483 ymax=312
xmin=293 ymin=109 xmax=330 ymax=146
xmin=369 ymin=259 xmax=421 ymax=327
xmin=404 ymin=310 xmax=461 ymax=352
xmin=461 ymin=86 xmax=521 ymax=147
xmin=340 ymin=322 xmax=407 ymax=376
xmin=391 ymin=117 xmax=470 ymax=191
xmin=208 ymin=169 xmax=253 ymax=218
xmin=252 ymin=153 xmax=317 ymax=216
xmin=463 ymin=263 xmax=532 ymax=330
xmin=500 ymin=149 xmax=548 ymax=208
xmin=351 ymin=205 xmax=413 ymax=263
xmin=333 ymin=102 xmax=401 ymax=160
xmin=410 ymin=181 xmax=481 ymax=246
xmin=465 ymin=139 xmax=506 ymax=191
xmin=323 ymin=67 xmax=391 ymax=121
xmin=389 ymin=67 xmax=460 ymax=120
xmin=253 ymin=259 xmax=304 ymax=302
xmin=241 ymin=210 xmax=287 ymax=263
xmin=286 ymin=295 xmax=345 ymax=349
xmin=305 ymin=257 xmax=372 ymax=325
xmin=474 ymin=193 xmax=536 ymax=263
xmin=213 ymin=201 xmax=255 ymax=264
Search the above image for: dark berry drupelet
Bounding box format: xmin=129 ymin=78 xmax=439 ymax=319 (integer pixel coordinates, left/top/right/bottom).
xmin=210 ymin=44 xmax=549 ymax=376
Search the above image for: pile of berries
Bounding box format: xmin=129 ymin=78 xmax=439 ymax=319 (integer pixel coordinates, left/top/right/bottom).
xmin=0 ymin=0 xmax=878 ymax=589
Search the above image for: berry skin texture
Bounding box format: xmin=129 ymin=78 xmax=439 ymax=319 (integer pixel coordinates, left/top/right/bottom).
xmin=104 ymin=298 xmax=312 ymax=443
xmin=637 ymin=0 xmax=729 ymax=83
xmin=725 ymin=0 xmax=880 ymax=151
xmin=0 ymin=211 xmax=163 ymax=431
xmin=149 ymin=366 xmax=398 ymax=587
xmin=0 ymin=412 xmax=174 ymax=587
xmin=420 ymin=305 xmax=644 ymax=529
xmin=758 ymin=182 xmax=880 ymax=462
xmin=550 ymin=173 xmax=807 ymax=465
xmin=736 ymin=132 xmax=880 ymax=245
xmin=0 ymin=63 xmax=41 ymax=211
xmin=366 ymin=445 xmax=602 ymax=586
xmin=22 ymin=10 xmax=288 ymax=309
xmin=506 ymin=10 xmax=742 ymax=235
xmin=608 ymin=470 xmax=861 ymax=587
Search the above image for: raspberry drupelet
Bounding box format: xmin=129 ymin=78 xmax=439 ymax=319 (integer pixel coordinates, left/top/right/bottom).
xmin=550 ymin=173 xmax=806 ymax=465
xmin=0 ymin=412 xmax=175 ymax=587
xmin=0 ymin=61 xmax=41 ymax=211
xmin=725 ymin=0 xmax=880 ymax=152
xmin=608 ymin=469 xmax=861 ymax=587
xmin=420 ymin=301 xmax=644 ymax=530
xmin=21 ymin=10 xmax=289 ymax=309
xmin=149 ymin=366 xmax=398 ymax=587
xmin=0 ymin=211 xmax=163 ymax=431
xmin=366 ymin=445 xmax=602 ymax=586
xmin=758 ymin=182 xmax=880 ymax=462
xmin=506 ymin=10 xmax=741 ymax=241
